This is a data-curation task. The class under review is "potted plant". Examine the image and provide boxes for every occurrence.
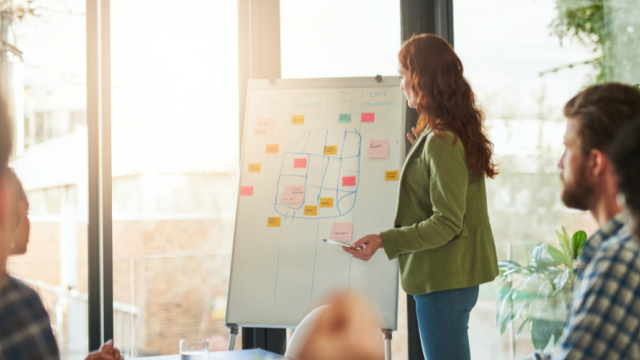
[496,228,588,354]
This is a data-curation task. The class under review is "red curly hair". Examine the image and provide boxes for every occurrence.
[399,34,498,179]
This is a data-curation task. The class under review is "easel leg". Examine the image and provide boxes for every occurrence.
[383,329,392,360]
[228,325,239,351]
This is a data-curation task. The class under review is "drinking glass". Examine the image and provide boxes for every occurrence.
[180,339,209,360]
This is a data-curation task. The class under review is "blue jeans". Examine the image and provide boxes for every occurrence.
[414,286,479,360]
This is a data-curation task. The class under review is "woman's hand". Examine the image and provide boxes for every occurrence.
[407,127,418,144]
[343,234,383,261]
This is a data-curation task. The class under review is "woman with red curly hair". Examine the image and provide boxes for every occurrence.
[344,34,499,359]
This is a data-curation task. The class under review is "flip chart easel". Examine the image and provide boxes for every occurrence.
[226,76,405,360]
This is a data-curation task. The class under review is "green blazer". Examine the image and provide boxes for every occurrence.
[380,130,499,295]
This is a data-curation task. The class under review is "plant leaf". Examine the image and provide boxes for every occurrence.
[571,230,588,260]
[548,245,571,268]
[557,227,572,259]
[552,270,571,294]
[531,319,565,351]
[530,244,546,265]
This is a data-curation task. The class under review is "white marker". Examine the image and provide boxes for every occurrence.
[323,238,363,250]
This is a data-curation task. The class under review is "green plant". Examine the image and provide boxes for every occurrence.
[496,228,588,354]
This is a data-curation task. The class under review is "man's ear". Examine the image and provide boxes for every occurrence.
[588,148,612,179]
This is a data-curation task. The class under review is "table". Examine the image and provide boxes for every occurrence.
[129,349,285,360]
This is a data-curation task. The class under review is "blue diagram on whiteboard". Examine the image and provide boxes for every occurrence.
[274,129,362,220]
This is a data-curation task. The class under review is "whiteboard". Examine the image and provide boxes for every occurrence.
[226,77,404,330]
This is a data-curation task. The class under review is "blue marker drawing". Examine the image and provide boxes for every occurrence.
[273,129,362,220]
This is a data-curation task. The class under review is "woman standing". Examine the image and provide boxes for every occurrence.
[343,34,499,360]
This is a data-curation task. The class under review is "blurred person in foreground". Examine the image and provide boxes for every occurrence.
[528,83,640,360]
[294,294,380,360]
[609,115,640,241]
[0,99,121,359]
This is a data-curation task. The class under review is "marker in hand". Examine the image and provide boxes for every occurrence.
[323,238,363,251]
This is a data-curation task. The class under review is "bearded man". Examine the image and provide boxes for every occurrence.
[530,83,640,359]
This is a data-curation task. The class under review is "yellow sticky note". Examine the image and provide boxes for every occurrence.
[266,144,279,154]
[324,145,338,155]
[248,163,261,173]
[304,206,318,216]
[291,115,305,124]
[385,171,399,181]
[267,217,281,227]
[320,198,334,208]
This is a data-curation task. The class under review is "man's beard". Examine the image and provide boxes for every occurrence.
[561,162,594,211]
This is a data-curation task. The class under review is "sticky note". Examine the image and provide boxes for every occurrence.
[331,222,353,241]
[304,206,318,216]
[282,185,304,204]
[292,115,305,124]
[385,171,399,180]
[361,113,374,123]
[267,217,281,227]
[240,186,253,196]
[294,158,307,168]
[320,198,334,208]
[324,146,338,156]
[369,139,389,159]
[266,144,279,154]
[254,118,275,136]
[338,113,352,123]
[248,163,261,172]
[342,176,356,186]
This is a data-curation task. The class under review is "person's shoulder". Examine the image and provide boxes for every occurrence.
[593,226,640,274]
[424,130,464,157]
[0,276,47,315]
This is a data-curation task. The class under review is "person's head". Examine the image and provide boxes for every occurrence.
[397,33,498,180]
[608,115,640,239]
[296,293,380,360]
[0,95,13,271]
[558,83,640,213]
[5,169,29,255]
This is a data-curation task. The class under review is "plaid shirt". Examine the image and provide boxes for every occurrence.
[531,213,640,360]
[0,275,59,360]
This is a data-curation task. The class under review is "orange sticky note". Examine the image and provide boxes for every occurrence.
[240,186,253,196]
[385,171,399,180]
[248,163,261,173]
[267,217,281,227]
[304,206,318,216]
[292,115,305,124]
[320,198,333,208]
[324,146,338,155]
[266,144,279,154]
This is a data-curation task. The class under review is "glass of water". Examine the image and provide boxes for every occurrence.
[180,338,209,360]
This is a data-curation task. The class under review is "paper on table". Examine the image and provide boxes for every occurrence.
[331,222,353,241]
[342,176,356,187]
[282,186,304,204]
[293,158,307,168]
[368,140,389,159]
[254,118,274,136]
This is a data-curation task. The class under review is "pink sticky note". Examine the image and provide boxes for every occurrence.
[342,176,356,187]
[240,186,253,196]
[294,158,307,168]
[254,118,275,136]
[361,113,374,123]
[282,185,304,204]
[331,222,353,241]
[368,139,389,159]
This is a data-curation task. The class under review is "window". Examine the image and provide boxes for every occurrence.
[110,0,239,356]
[280,0,401,79]
[454,0,636,358]
[6,0,89,358]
